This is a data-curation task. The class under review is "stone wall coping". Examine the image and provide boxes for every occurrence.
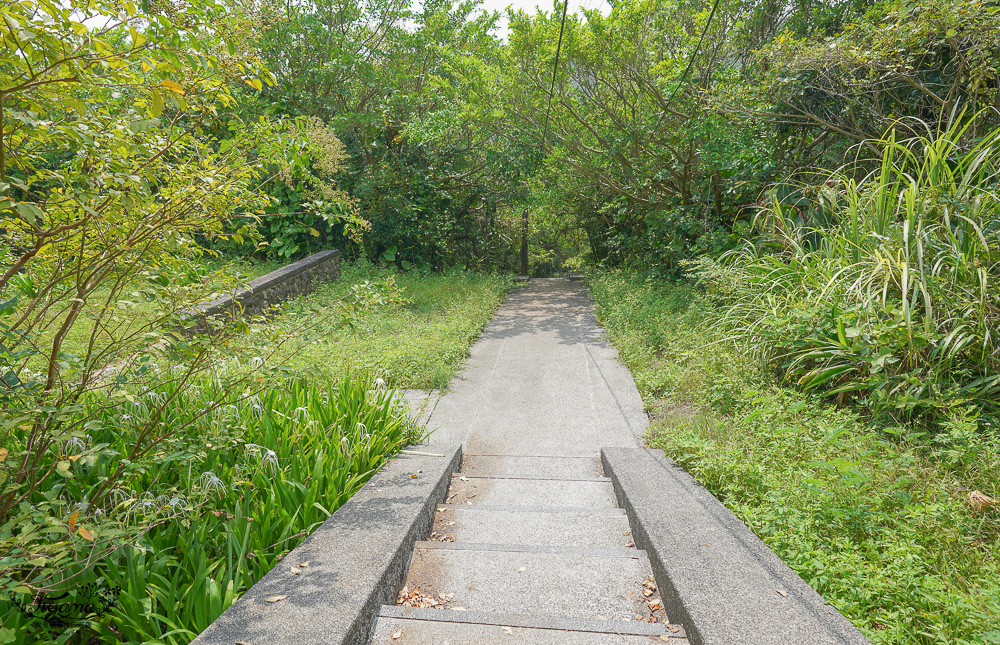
[601,447,873,645]
[178,250,341,332]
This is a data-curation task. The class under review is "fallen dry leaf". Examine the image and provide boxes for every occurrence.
[668,625,680,633]
[265,595,288,603]
[300,561,309,567]
[451,606,467,611]
[235,641,252,645]
[290,567,301,575]
[410,474,417,479]
[775,590,788,598]
[969,490,999,513]
[660,636,671,642]
[459,476,469,481]
[517,567,525,573]
[391,629,402,640]
[501,627,512,634]
[398,586,447,608]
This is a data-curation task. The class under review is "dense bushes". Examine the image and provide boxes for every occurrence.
[694,123,1000,429]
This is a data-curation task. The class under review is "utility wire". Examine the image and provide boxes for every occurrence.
[541,0,571,145]
[662,0,721,112]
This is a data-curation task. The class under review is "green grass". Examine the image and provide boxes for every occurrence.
[1,259,509,644]
[233,261,513,389]
[17,257,280,370]
[588,270,1000,645]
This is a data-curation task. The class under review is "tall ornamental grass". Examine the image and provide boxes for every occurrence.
[1,374,418,644]
[696,120,1000,428]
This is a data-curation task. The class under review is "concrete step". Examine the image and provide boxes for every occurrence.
[445,476,618,508]
[400,542,668,622]
[372,606,687,644]
[460,454,604,478]
[430,506,633,547]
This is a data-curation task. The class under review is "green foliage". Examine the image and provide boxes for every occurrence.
[0,375,417,643]
[257,0,511,267]
[589,269,1000,644]
[695,120,1000,427]
[233,262,514,389]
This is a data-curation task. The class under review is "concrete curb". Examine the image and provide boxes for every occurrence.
[601,447,873,645]
[192,442,462,645]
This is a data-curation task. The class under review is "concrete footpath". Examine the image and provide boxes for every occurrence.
[195,277,872,645]
[371,279,683,643]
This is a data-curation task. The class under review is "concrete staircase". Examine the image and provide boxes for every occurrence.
[370,453,687,644]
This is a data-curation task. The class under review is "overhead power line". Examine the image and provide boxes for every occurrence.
[663,0,722,111]
[541,0,571,145]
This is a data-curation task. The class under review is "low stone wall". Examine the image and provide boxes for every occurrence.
[184,249,341,332]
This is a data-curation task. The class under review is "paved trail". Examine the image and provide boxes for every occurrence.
[371,279,688,644]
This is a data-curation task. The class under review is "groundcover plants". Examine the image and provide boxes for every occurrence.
[589,270,1000,644]
[233,262,513,390]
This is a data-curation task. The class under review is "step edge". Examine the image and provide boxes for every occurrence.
[436,504,627,515]
[377,605,686,638]
[413,540,647,558]
[453,473,612,482]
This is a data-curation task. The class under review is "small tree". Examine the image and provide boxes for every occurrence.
[0,0,363,606]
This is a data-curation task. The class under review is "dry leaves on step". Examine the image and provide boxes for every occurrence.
[265,595,288,603]
[392,629,402,640]
[398,586,451,609]
[501,627,512,635]
[775,590,789,598]
[660,636,671,642]
[969,490,999,513]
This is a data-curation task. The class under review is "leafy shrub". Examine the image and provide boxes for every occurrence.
[694,120,1000,428]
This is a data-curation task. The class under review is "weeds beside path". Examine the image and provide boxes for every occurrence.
[589,271,1000,645]
[233,262,513,389]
